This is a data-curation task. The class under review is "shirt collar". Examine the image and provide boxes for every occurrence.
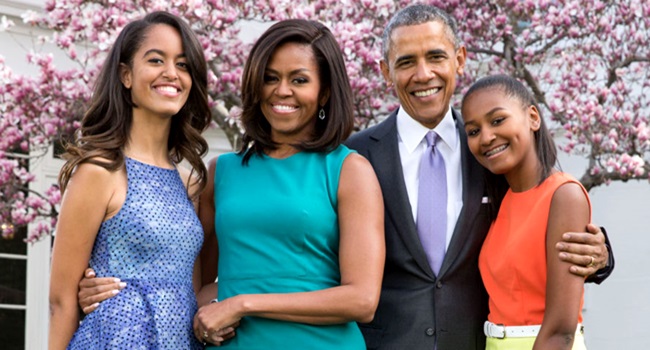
[396,106,457,154]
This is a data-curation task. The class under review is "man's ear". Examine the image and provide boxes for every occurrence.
[119,63,132,89]
[380,60,393,88]
[529,105,541,131]
[455,45,467,76]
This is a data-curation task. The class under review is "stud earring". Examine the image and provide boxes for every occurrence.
[318,108,326,120]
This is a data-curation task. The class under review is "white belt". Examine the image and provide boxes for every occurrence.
[484,321,540,338]
[484,321,584,339]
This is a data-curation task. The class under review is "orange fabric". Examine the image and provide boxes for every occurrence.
[479,172,590,326]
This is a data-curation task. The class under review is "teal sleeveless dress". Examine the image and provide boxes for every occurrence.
[210,145,365,349]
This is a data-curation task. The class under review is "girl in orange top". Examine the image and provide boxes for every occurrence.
[461,75,590,350]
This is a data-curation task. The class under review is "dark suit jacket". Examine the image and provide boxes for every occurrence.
[346,109,495,350]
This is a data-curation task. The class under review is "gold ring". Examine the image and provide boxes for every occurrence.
[588,256,595,268]
[203,330,209,339]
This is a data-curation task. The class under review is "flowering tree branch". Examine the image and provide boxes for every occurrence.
[1,0,647,241]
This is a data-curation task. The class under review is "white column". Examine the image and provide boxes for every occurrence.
[26,146,62,349]
[25,234,51,350]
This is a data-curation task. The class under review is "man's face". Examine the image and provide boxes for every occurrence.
[381,21,466,129]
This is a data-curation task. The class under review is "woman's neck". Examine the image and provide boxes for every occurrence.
[265,143,301,159]
[125,113,173,168]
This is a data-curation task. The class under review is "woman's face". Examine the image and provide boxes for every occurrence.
[120,24,192,120]
[260,42,327,144]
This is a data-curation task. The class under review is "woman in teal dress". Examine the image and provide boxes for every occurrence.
[193,19,385,348]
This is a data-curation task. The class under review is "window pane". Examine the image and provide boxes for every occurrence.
[0,258,26,305]
[0,226,27,255]
[0,309,25,350]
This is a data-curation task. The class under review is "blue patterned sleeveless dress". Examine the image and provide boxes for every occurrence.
[68,157,204,349]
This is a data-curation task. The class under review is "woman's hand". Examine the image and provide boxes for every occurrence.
[77,268,126,314]
[193,298,241,345]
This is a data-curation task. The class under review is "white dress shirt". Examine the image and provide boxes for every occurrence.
[396,107,464,250]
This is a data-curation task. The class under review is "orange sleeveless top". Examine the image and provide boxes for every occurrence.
[478,172,590,325]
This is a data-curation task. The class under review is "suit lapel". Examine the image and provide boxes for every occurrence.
[438,109,485,277]
[367,112,436,280]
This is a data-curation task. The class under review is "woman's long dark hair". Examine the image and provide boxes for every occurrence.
[59,11,211,197]
[239,19,354,164]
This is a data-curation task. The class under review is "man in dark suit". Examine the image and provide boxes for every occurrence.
[345,4,612,349]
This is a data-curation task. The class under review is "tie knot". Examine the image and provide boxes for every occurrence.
[425,131,438,147]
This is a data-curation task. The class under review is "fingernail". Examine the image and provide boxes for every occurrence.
[559,252,567,259]
[88,271,95,277]
[111,289,120,295]
[119,282,127,289]
[113,278,121,283]
[91,303,99,309]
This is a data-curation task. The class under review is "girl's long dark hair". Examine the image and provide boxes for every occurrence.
[59,11,211,197]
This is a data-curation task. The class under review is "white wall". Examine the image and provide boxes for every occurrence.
[0,0,58,73]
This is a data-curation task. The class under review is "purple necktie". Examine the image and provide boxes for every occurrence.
[416,131,447,276]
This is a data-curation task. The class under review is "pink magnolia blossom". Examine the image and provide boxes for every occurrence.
[1,0,648,242]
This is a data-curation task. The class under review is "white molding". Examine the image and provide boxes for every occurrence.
[0,303,27,310]
[0,0,42,19]
[0,253,27,260]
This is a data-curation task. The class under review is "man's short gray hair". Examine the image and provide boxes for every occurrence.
[382,4,461,62]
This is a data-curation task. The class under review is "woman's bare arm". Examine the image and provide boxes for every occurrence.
[49,163,117,349]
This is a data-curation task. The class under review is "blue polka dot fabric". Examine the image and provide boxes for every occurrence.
[67,157,204,349]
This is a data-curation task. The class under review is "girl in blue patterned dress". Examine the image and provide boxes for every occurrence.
[49,12,211,349]
[192,20,386,349]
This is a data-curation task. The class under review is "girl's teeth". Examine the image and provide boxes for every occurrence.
[157,86,177,93]
[486,145,507,156]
